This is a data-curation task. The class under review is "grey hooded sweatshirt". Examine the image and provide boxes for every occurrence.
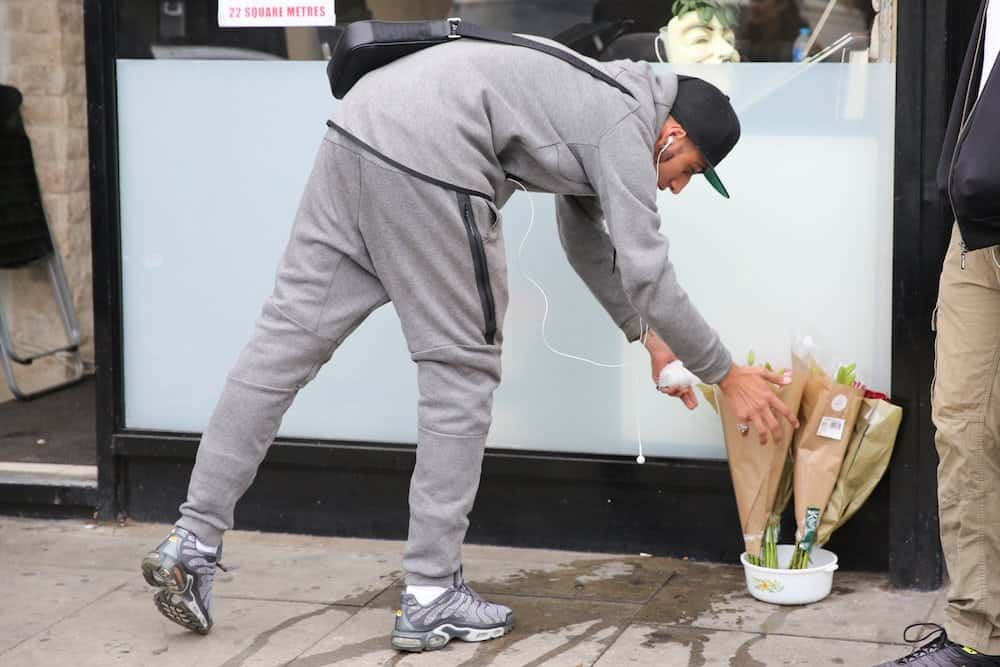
[331,37,733,384]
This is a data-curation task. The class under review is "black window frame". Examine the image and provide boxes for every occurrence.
[86,0,960,588]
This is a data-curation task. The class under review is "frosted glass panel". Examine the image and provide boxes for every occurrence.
[118,60,894,459]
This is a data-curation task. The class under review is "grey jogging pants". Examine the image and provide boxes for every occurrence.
[176,133,509,586]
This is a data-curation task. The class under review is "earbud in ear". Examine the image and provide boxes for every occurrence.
[657,135,675,165]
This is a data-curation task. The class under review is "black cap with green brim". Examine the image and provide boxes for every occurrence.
[669,76,741,199]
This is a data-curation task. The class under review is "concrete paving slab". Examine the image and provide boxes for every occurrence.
[464,555,679,604]
[634,558,747,625]
[357,556,675,609]
[365,580,410,610]
[480,616,622,667]
[1,518,166,571]
[0,517,170,543]
[637,561,938,645]
[460,543,630,565]
[1,589,355,667]
[594,623,905,666]
[1,518,635,580]
[0,518,948,667]
[0,520,70,565]
[289,607,480,665]
[0,565,128,654]
[3,519,399,605]
[0,517,377,567]
[205,543,400,607]
[115,551,400,608]
[214,531,622,568]
[295,594,637,666]
[127,521,618,566]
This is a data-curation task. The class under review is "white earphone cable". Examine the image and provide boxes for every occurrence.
[513,179,629,369]
[656,135,674,171]
[508,177,649,463]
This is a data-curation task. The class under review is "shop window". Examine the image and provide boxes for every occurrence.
[114,1,896,459]
[118,1,893,65]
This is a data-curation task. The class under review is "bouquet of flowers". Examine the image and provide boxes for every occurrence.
[788,361,865,568]
[699,339,902,572]
[816,395,901,546]
[699,347,807,567]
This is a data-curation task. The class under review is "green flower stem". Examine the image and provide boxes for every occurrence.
[789,547,812,569]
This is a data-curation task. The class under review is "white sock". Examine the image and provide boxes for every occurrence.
[194,537,219,554]
[406,585,448,606]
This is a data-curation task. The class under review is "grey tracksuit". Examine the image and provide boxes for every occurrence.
[177,38,732,586]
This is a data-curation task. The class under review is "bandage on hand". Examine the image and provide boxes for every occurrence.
[658,360,697,390]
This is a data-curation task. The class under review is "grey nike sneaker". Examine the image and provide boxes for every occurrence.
[875,624,1000,666]
[141,526,223,635]
[391,572,514,652]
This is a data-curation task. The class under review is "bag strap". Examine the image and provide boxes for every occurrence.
[326,119,495,201]
[447,18,636,100]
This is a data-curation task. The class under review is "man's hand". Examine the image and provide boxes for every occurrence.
[718,363,799,445]
[644,329,698,410]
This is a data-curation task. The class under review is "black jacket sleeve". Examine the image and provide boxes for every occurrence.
[936,0,1000,251]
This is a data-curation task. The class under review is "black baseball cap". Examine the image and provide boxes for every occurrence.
[668,76,741,199]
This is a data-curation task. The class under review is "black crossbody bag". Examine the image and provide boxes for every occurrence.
[326,17,635,100]
[324,18,636,348]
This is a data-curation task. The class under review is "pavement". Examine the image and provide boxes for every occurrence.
[0,516,944,666]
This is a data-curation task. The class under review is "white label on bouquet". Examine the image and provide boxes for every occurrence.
[831,394,848,412]
[817,416,846,440]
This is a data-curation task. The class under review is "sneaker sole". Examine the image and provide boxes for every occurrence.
[142,552,211,634]
[153,590,211,635]
[391,614,514,652]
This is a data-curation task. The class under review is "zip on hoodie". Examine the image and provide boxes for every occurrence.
[948,7,987,270]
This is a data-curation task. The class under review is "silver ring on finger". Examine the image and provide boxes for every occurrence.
[737,423,750,435]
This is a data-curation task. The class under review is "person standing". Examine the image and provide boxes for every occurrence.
[878,1,1000,664]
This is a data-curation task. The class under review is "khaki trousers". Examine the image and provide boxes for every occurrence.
[933,224,1000,653]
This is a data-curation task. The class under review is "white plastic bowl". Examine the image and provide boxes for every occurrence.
[740,545,839,605]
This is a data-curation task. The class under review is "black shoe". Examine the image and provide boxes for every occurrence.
[141,526,223,634]
[875,624,1000,666]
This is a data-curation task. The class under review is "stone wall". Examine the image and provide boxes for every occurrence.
[0,0,92,399]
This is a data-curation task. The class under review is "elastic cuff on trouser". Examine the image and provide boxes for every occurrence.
[402,427,488,588]
[176,515,225,546]
[947,613,1000,655]
[404,572,459,587]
